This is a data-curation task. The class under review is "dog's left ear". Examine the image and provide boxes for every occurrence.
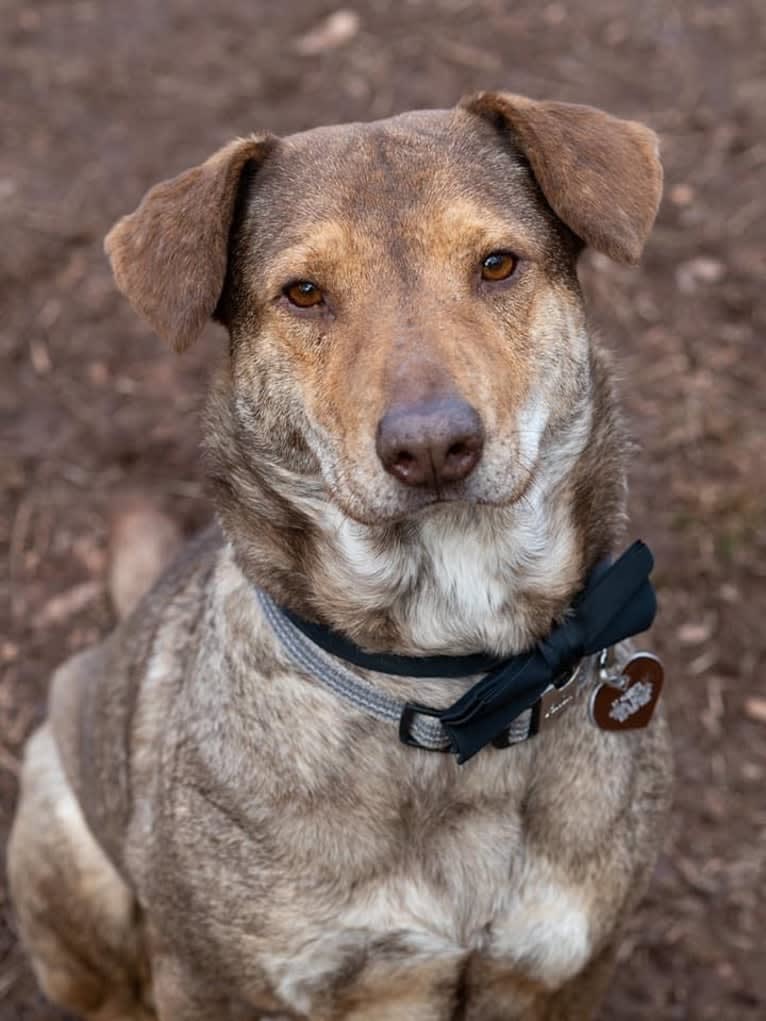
[461,92,662,264]
[105,134,277,351]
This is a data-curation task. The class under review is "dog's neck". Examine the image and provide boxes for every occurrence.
[206,348,626,658]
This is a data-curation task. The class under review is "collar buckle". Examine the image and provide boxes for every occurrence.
[398,702,452,752]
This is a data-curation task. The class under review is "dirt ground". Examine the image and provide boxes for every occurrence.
[1,1,764,1018]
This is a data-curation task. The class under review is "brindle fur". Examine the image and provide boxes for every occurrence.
[8,93,671,1020]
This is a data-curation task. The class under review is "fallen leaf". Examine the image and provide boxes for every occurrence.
[109,499,183,619]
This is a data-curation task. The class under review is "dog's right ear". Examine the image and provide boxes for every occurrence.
[461,93,662,265]
[105,135,277,352]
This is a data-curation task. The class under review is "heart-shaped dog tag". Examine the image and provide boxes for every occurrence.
[589,653,664,731]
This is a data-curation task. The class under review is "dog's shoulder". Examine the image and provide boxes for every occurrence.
[48,522,225,871]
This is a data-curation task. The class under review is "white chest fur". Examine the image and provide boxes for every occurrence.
[311,483,581,657]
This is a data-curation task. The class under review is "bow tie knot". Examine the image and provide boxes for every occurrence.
[538,615,587,678]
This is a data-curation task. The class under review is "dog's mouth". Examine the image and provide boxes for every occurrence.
[325,466,539,527]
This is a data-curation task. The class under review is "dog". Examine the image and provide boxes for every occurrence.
[8,91,672,1020]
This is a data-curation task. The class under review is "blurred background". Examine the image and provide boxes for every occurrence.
[1,1,764,1018]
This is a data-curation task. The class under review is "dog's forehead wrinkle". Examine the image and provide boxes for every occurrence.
[246,114,548,260]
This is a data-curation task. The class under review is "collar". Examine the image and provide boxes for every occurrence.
[257,540,658,764]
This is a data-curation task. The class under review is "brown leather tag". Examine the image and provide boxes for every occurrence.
[590,653,664,731]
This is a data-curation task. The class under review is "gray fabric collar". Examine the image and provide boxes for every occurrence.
[257,588,596,754]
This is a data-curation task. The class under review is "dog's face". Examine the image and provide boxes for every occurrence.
[106,94,662,526]
[221,109,588,525]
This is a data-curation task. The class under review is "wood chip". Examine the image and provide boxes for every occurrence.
[678,616,715,645]
[676,257,727,293]
[294,9,360,56]
[28,337,52,374]
[0,641,19,662]
[743,697,766,725]
[670,183,695,206]
[38,580,103,626]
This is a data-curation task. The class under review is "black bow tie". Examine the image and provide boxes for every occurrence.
[282,541,657,762]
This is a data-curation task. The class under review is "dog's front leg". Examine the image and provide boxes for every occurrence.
[8,724,153,1021]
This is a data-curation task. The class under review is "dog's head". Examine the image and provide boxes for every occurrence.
[106,93,661,526]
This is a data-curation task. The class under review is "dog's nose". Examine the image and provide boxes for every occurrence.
[376,397,484,488]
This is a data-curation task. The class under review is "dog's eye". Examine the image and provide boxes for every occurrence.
[284,280,324,308]
[480,252,518,282]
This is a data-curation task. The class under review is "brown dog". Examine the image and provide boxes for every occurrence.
[8,92,671,1020]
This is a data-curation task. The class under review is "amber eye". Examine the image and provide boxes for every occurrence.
[480,252,518,282]
[284,280,324,309]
